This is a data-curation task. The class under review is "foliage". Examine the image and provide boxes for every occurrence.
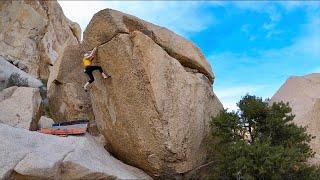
[208,94,320,179]
[6,73,28,88]
[44,103,52,118]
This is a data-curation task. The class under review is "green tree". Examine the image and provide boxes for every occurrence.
[208,94,320,179]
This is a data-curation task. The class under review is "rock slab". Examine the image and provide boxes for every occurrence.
[0,123,151,180]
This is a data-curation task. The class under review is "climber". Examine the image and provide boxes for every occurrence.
[83,46,111,91]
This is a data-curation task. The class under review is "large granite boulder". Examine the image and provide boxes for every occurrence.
[0,0,80,79]
[82,9,223,176]
[0,86,42,130]
[270,73,320,164]
[0,123,151,180]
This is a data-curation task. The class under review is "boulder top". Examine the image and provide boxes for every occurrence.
[83,8,215,83]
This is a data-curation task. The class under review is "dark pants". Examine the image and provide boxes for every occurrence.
[84,66,104,83]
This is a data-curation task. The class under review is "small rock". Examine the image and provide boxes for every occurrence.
[18,62,27,70]
[93,134,106,146]
[38,116,54,129]
[13,60,19,66]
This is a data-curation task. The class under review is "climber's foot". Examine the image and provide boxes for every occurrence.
[102,73,108,79]
[102,73,111,79]
[83,82,90,92]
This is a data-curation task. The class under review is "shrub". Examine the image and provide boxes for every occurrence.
[6,73,28,88]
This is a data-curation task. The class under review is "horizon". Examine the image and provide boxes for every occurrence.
[59,1,320,110]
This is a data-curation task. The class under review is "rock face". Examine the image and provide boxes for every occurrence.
[0,0,80,79]
[271,73,320,163]
[47,44,95,127]
[0,86,42,130]
[0,123,151,180]
[0,57,43,90]
[82,9,223,176]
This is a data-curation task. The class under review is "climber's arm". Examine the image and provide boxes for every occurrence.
[88,47,98,60]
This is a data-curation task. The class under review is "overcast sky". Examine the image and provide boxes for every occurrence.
[59,1,320,110]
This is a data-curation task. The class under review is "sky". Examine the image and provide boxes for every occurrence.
[59,1,320,110]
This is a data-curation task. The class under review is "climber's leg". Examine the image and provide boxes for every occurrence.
[91,66,111,79]
[83,67,95,91]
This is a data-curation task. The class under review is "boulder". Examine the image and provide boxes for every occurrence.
[0,123,152,180]
[0,0,80,79]
[82,10,223,176]
[38,116,54,129]
[270,73,320,163]
[47,44,95,130]
[0,56,43,90]
[67,18,82,42]
[83,9,214,83]
[0,86,42,130]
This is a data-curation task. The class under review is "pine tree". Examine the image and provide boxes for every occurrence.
[208,94,320,179]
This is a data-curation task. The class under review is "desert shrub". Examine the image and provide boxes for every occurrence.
[6,73,28,88]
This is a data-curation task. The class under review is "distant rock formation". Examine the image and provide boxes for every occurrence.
[0,0,80,79]
[82,9,223,176]
[271,73,320,164]
[0,123,151,179]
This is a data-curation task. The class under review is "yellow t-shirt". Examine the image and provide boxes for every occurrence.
[82,57,92,67]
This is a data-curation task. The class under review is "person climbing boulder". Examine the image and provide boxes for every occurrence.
[82,47,111,91]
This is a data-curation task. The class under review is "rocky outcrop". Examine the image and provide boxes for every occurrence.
[0,86,42,130]
[0,123,151,180]
[83,9,214,84]
[82,9,223,176]
[67,18,82,42]
[270,73,320,163]
[47,44,95,130]
[0,57,43,90]
[0,0,80,79]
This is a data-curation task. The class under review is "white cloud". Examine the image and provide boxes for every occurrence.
[58,1,216,36]
[278,1,320,11]
[214,85,266,111]
[214,85,267,111]
[215,85,266,99]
